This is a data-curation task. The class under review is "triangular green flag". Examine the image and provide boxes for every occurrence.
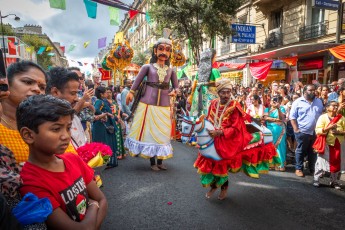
[49,0,66,10]
[108,7,119,26]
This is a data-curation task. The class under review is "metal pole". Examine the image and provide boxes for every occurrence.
[0,11,7,67]
[336,0,343,43]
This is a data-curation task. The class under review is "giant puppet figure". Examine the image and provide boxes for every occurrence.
[188,48,221,116]
[125,33,179,171]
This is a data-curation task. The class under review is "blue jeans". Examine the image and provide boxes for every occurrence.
[294,132,316,172]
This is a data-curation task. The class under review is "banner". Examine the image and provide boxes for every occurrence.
[249,61,273,80]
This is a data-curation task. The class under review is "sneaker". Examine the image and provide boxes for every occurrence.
[295,170,304,177]
[330,182,341,190]
[313,181,320,187]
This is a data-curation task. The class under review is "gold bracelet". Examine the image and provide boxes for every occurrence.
[129,90,135,94]
[89,202,99,209]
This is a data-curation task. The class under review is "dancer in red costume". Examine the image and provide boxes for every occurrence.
[193,79,279,200]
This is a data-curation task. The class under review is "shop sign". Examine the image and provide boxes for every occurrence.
[221,71,243,79]
[297,58,324,71]
[312,0,340,11]
[231,24,256,44]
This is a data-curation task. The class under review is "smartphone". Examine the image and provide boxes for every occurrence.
[272,97,279,103]
[0,49,9,91]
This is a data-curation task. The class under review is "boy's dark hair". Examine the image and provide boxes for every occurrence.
[16,95,75,133]
[95,86,106,99]
[6,61,47,86]
[67,67,81,72]
[46,67,79,94]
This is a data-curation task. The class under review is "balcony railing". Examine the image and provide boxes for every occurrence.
[264,30,283,49]
[220,44,230,55]
[236,43,247,51]
[299,21,328,42]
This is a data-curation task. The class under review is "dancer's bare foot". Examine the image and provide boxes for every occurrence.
[205,188,217,199]
[218,188,228,200]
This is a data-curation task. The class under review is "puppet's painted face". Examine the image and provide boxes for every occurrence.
[155,44,172,62]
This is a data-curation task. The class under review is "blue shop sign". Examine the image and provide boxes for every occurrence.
[231,24,256,44]
[312,0,339,11]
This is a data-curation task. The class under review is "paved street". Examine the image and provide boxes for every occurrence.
[101,142,345,230]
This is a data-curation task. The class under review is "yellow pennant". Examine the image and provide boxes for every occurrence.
[84,41,90,48]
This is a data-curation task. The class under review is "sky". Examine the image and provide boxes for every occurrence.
[1,0,133,73]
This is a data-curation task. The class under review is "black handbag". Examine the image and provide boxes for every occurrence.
[103,122,115,134]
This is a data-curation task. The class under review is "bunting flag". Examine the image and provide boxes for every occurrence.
[78,61,83,66]
[37,46,46,55]
[83,41,90,48]
[109,7,120,26]
[91,64,95,69]
[128,26,138,33]
[14,42,19,45]
[68,44,76,53]
[129,9,139,20]
[84,63,88,65]
[46,46,54,51]
[47,52,55,56]
[114,32,123,43]
[280,56,297,66]
[60,46,65,52]
[25,47,33,53]
[249,61,273,80]
[97,64,101,68]
[49,0,66,10]
[145,12,151,24]
[84,0,97,19]
[98,37,106,49]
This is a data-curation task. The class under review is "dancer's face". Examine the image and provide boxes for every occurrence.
[218,89,231,105]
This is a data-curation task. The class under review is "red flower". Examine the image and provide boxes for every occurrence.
[76,142,113,163]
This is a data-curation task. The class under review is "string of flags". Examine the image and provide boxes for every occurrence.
[49,0,152,25]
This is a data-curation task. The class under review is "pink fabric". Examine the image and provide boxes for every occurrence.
[249,61,273,80]
[213,62,246,70]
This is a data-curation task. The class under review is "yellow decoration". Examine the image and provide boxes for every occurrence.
[171,40,186,67]
[87,152,104,168]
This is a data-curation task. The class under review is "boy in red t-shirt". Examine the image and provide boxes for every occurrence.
[17,95,107,229]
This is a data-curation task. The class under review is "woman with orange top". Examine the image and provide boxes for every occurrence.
[0,61,76,164]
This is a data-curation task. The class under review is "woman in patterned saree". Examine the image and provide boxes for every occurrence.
[263,96,287,171]
[105,87,126,160]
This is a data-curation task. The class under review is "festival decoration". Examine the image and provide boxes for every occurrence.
[76,142,113,168]
[109,6,120,25]
[171,40,186,67]
[129,9,139,19]
[83,41,90,48]
[49,0,66,10]
[67,44,76,53]
[99,67,112,80]
[98,37,107,49]
[37,46,46,55]
[84,0,98,19]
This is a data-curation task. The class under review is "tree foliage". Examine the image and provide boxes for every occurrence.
[132,49,149,66]
[1,24,15,36]
[21,34,52,70]
[149,0,242,64]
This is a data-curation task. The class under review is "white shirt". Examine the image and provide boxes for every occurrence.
[71,115,87,149]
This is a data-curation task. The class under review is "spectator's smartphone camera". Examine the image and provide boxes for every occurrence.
[0,49,9,92]
[258,83,263,89]
[272,97,279,103]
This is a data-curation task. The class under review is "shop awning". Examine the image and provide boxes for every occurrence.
[240,43,341,60]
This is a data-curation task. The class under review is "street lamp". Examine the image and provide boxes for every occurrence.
[0,11,20,67]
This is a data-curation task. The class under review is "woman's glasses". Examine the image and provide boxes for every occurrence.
[157,45,172,52]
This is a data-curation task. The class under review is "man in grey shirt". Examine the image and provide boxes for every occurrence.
[121,79,133,135]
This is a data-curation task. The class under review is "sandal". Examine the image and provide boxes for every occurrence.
[279,167,286,172]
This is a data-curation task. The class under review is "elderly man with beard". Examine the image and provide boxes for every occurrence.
[290,84,323,177]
